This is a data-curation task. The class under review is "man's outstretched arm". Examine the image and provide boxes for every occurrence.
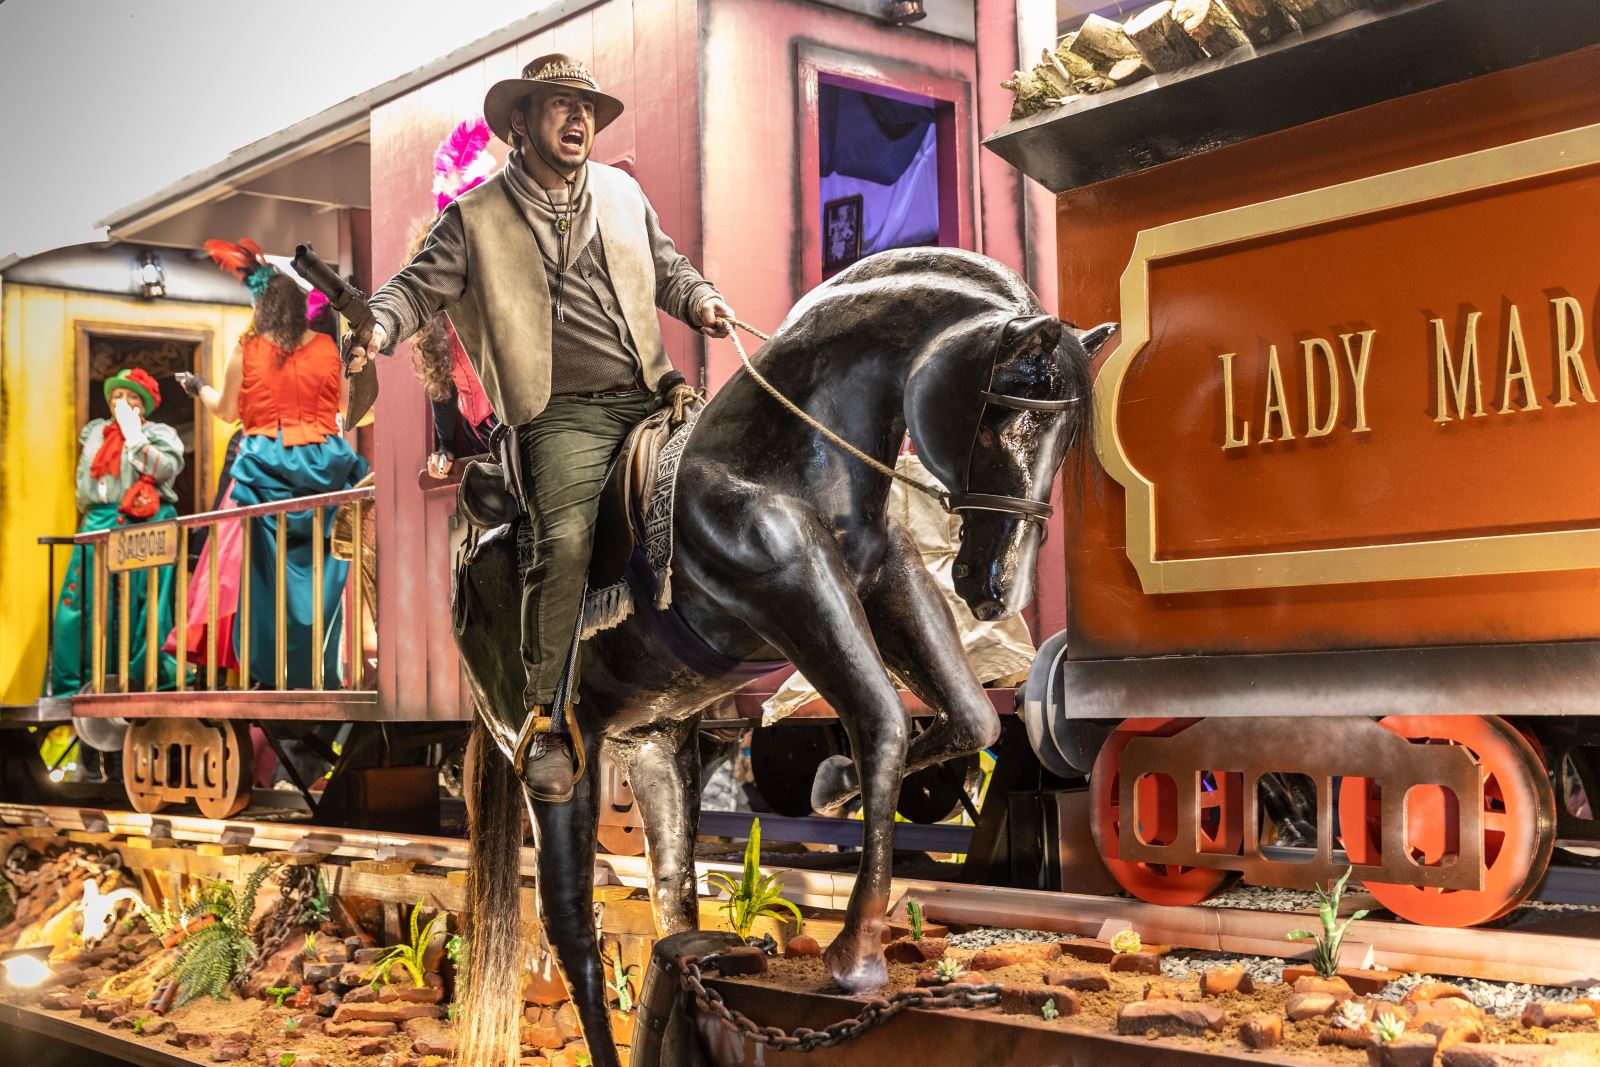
[349,205,470,369]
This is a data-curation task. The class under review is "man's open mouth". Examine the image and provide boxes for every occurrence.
[561,129,585,148]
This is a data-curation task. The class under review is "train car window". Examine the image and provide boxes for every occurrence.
[817,82,946,278]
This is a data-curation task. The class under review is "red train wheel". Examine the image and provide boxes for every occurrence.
[1090,718,1235,906]
[1338,715,1555,927]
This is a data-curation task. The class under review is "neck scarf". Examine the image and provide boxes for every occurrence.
[89,421,129,479]
[501,151,596,262]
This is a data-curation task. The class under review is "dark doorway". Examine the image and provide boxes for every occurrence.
[77,326,208,518]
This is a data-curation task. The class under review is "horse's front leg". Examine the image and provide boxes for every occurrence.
[613,713,703,935]
[730,562,909,992]
[812,518,1001,816]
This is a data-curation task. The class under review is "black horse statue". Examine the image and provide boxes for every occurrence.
[452,247,1108,1067]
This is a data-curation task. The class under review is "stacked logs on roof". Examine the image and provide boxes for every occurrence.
[1003,0,1376,120]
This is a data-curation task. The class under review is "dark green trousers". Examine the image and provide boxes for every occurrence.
[518,389,659,707]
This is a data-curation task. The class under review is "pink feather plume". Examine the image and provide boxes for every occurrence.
[305,289,330,322]
[432,117,496,211]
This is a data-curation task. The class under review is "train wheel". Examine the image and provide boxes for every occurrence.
[1090,718,1235,906]
[122,719,253,820]
[1339,715,1555,927]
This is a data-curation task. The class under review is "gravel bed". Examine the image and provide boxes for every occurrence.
[946,926,1076,950]
[1161,950,1287,985]
[1197,885,1327,913]
[1370,972,1598,1017]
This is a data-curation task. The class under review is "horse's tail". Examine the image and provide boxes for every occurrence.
[456,718,526,1067]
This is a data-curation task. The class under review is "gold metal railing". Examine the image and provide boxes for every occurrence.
[64,486,375,695]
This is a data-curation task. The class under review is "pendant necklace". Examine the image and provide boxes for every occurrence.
[545,177,576,323]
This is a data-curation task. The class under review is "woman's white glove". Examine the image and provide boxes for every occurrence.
[113,397,148,450]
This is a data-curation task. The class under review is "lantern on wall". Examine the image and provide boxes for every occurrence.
[136,250,166,299]
[888,1,927,24]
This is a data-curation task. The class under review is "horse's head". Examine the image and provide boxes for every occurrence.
[906,314,1113,621]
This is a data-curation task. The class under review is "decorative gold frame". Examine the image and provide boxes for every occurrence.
[1095,121,1600,594]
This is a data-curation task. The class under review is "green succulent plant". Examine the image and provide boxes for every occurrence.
[906,899,925,941]
[266,985,297,1009]
[606,953,640,1014]
[1041,998,1060,1021]
[1286,867,1369,979]
[1375,1014,1406,1043]
[933,958,966,984]
[363,899,445,989]
[278,1054,297,1067]
[1110,929,1142,955]
[706,820,803,942]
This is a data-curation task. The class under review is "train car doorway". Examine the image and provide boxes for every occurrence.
[74,323,211,519]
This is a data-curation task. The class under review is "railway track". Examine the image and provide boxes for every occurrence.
[3,803,1595,989]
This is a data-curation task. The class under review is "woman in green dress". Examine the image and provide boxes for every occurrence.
[47,367,184,694]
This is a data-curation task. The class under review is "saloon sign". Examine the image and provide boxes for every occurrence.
[107,520,180,573]
[1095,122,1600,594]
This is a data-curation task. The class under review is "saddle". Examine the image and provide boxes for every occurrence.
[455,407,676,587]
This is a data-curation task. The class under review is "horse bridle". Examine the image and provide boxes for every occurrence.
[944,315,1081,528]
[720,313,1078,526]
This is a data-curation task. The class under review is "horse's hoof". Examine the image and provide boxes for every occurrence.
[824,941,888,994]
[810,754,860,817]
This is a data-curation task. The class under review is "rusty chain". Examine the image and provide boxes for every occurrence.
[679,952,1002,1052]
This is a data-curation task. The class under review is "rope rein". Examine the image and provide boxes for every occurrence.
[719,317,951,508]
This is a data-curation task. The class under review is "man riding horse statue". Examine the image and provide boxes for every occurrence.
[351,55,1110,1067]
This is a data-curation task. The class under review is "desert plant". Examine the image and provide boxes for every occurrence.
[933,958,966,984]
[297,873,330,929]
[283,1016,301,1033]
[266,985,297,1009]
[1330,999,1369,1032]
[1374,1013,1405,1043]
[1286,867,1369,979]
[132,1016,149,1035]
[161,859,282,1005]
[606,954,640,1014]
[1041,998,1060,1021]
[1110,929,1142,955]
[706,819,803,941]
[278,1054,296,1067]
[446,934,464,967]
[364,899,445,989]
[574,1053,592,1067]
[85,988,98,1001]
[906,899,925,941]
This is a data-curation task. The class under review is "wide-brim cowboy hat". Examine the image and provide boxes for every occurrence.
[483,53,624,145]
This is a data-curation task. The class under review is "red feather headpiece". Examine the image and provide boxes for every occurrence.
[203,237,266,280]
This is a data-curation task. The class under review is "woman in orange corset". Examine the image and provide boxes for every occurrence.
[177,240,369,688]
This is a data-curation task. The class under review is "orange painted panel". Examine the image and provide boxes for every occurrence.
[1058,46,1600,659]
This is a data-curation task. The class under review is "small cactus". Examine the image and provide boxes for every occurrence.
[1374,1014,1406,1043]
[934,958,966,984]
[1331,999,1369,1032]
[906,899,925,941]
[1041,998,1060,1021]
[1109,929,1142,955]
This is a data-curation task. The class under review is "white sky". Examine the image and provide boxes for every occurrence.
[0,0,552,263]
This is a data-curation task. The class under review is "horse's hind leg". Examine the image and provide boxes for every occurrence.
[530,722,622,1067]
[614,713,703,935]
[812,519,1001,817]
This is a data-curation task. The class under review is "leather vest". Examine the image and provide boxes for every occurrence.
[448,162,674,426]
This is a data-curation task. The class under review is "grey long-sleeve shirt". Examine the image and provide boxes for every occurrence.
[369,162,717,397]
